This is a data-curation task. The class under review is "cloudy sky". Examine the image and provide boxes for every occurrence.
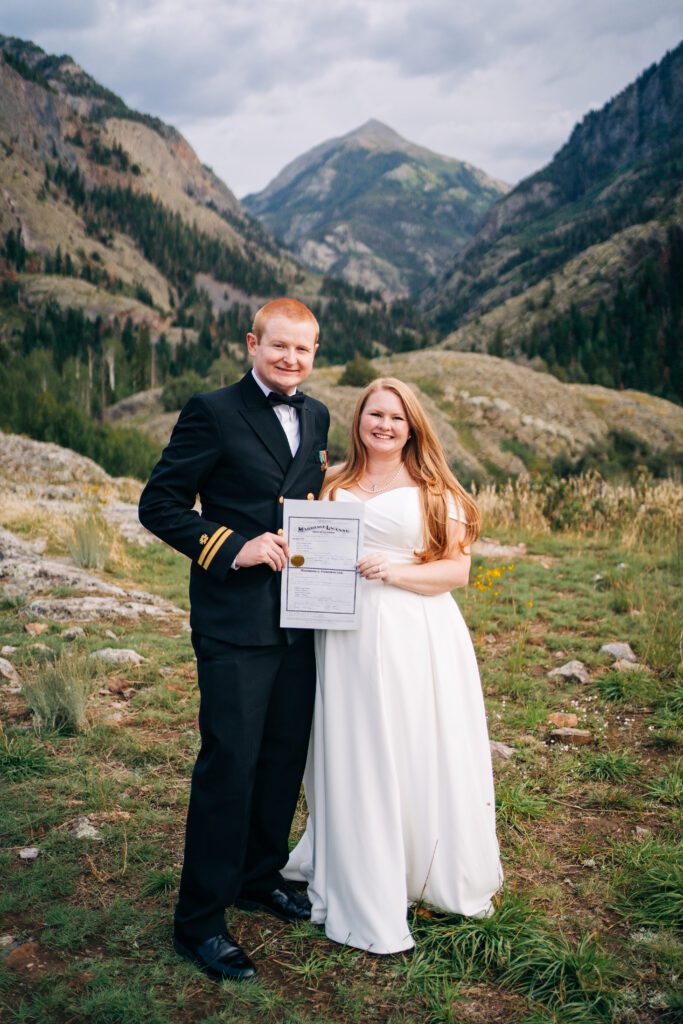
[3,1,682,197]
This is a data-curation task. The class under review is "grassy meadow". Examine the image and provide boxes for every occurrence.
[0,473,681,1024]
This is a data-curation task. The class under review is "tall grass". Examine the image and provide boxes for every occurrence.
[22,653,99,733]
[66,506,113,570]
[474,472,683,548]
[608,835,683,932]
[411,890,618,1021]
[578,752,641,783]
[0,724,49,779]
[646,760,683,806]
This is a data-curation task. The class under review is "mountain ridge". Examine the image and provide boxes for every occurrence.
[243,119,508,298]
[426,42,683,323]
[421,41,683,403]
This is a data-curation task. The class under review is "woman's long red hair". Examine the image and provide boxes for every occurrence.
[323,378,480,559]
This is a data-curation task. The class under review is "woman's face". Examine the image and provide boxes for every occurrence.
[358,389,410,459]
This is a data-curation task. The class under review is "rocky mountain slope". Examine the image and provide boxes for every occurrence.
[428,41,683,326]
[0,36,429,481]
[243,119,508,298]
[106,350,683,483]
[0,36,291,323]
[423,42,683,403]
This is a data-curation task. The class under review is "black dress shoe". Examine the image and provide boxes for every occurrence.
[235,883,312,923]
[173,931,257,982]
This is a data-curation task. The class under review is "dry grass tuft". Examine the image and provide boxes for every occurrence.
[22,652,100,733]
[475,471,683,545]
[66,506,114,570]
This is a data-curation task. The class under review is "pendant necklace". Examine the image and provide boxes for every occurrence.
[357,463,404,494]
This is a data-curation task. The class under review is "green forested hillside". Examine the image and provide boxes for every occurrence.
[518,225,683,401]
[0,39,426,476]
[428,42,683,404]
[1,32,681,483]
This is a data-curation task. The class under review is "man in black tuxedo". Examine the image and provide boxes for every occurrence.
[138,298,329,981]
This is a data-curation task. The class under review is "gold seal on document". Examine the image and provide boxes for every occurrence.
[290,554,305,567]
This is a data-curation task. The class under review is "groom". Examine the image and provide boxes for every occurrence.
[138,298,329,981]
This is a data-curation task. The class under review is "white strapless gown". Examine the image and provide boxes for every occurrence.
[284,487,503,953]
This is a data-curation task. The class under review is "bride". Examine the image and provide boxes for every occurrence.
[285,377,503,954]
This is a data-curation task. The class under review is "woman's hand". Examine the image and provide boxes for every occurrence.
[357,519,471,596]
[357,553,393,583]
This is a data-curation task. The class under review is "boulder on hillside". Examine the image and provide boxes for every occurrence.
[0,657,20,683]
[489,740,515,761]
[548,712,579,728]
[90,648,145,666]
[547,660,590,684]
[548,727,593,745]
[600,642,637,663]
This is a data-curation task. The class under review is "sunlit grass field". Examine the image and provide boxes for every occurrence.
[1,474,681,1024]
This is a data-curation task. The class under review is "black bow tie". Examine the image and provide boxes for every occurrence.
[268,391,305,409]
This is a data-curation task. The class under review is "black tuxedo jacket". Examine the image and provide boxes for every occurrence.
[138,372,330,646]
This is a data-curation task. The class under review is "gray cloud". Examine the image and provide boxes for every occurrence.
[3,0,682,195]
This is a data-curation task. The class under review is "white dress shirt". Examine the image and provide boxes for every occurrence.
[251,368,300,456]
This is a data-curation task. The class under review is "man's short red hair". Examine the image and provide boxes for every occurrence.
[251,298,319,344]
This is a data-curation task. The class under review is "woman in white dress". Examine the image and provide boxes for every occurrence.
[285,378,503,954]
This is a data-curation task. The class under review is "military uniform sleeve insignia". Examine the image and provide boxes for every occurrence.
[199,533,209,546]
[198,526,233,569]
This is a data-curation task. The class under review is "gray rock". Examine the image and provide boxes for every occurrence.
[547,660,590,684]
[71,816,103,841]
[25,596,184,622]
[0,935,16,949]
[548,727,593,745]
[0,432,154,545]
[600,642,637,663]
[90,647,145,666]
[61,626,86,640]
[614,658,650,673]
[1,645,18,655]
[0,526,184,622]
[0,657,19,683]
[489,740,515,761]
[18,847,40,860]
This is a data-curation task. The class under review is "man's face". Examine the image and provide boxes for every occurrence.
[247,315,318,394]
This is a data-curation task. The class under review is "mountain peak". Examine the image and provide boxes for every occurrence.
[343,119,406,146]
[243,121,507,298]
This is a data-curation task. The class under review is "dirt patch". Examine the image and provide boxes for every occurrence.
[5,940,64,978]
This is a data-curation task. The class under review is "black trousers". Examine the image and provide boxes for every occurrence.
[174,631,316,942]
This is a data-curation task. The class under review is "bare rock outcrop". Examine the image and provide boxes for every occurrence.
[0,526,185,623]
[0,432,151,546]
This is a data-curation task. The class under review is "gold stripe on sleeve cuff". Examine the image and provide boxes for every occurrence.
[201,529,233,570]
[198,526,228,567]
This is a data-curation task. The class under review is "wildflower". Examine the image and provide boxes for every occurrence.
[527,600,534,607]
